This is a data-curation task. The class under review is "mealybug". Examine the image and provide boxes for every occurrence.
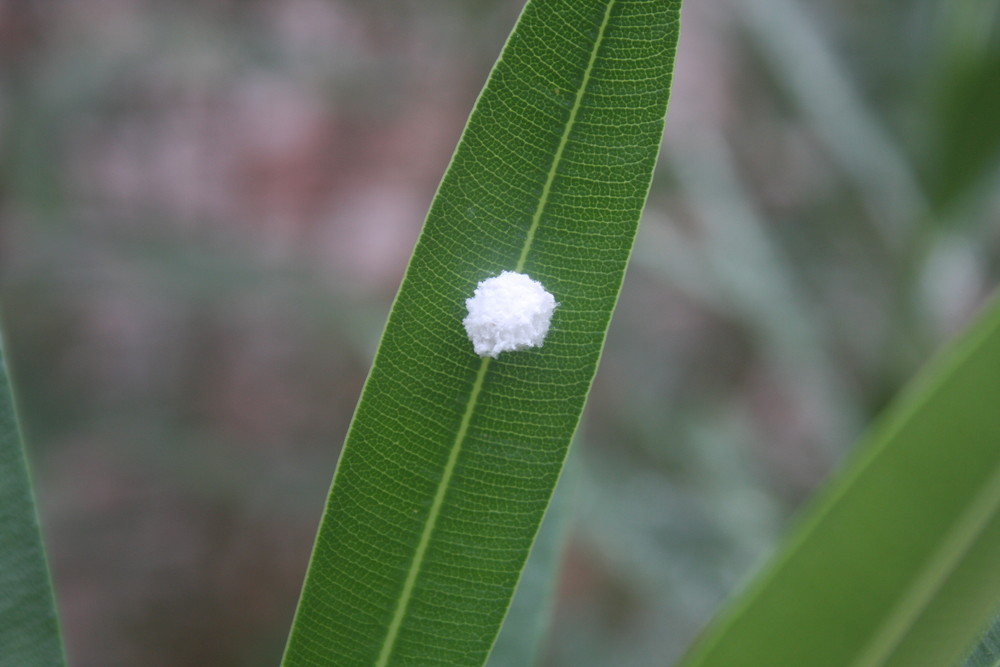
[463,271,557,358]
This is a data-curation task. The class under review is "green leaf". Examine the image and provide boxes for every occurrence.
[281,1,681,665]
[677,293,1000,667]
[0,322,65,666]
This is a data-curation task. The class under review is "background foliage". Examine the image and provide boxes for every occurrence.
[0,0,998,666]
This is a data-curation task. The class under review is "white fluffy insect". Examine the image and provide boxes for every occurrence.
[463,271,557,358]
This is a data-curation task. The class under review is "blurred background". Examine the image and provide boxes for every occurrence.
[1,0,998,665]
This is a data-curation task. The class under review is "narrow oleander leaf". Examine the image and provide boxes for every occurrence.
[0,322,65,666]
[281,1,682,665]
[678,293,1000,667]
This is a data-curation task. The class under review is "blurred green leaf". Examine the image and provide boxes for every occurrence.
[0,323,65,666]
[678,292,1000,667]
[280,1,681,665]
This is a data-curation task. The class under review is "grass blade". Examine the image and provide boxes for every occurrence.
[281,1,682,665]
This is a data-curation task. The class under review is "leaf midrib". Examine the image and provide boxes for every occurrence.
[372,3,618,664]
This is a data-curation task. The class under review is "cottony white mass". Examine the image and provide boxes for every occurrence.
[463,271,557,358]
